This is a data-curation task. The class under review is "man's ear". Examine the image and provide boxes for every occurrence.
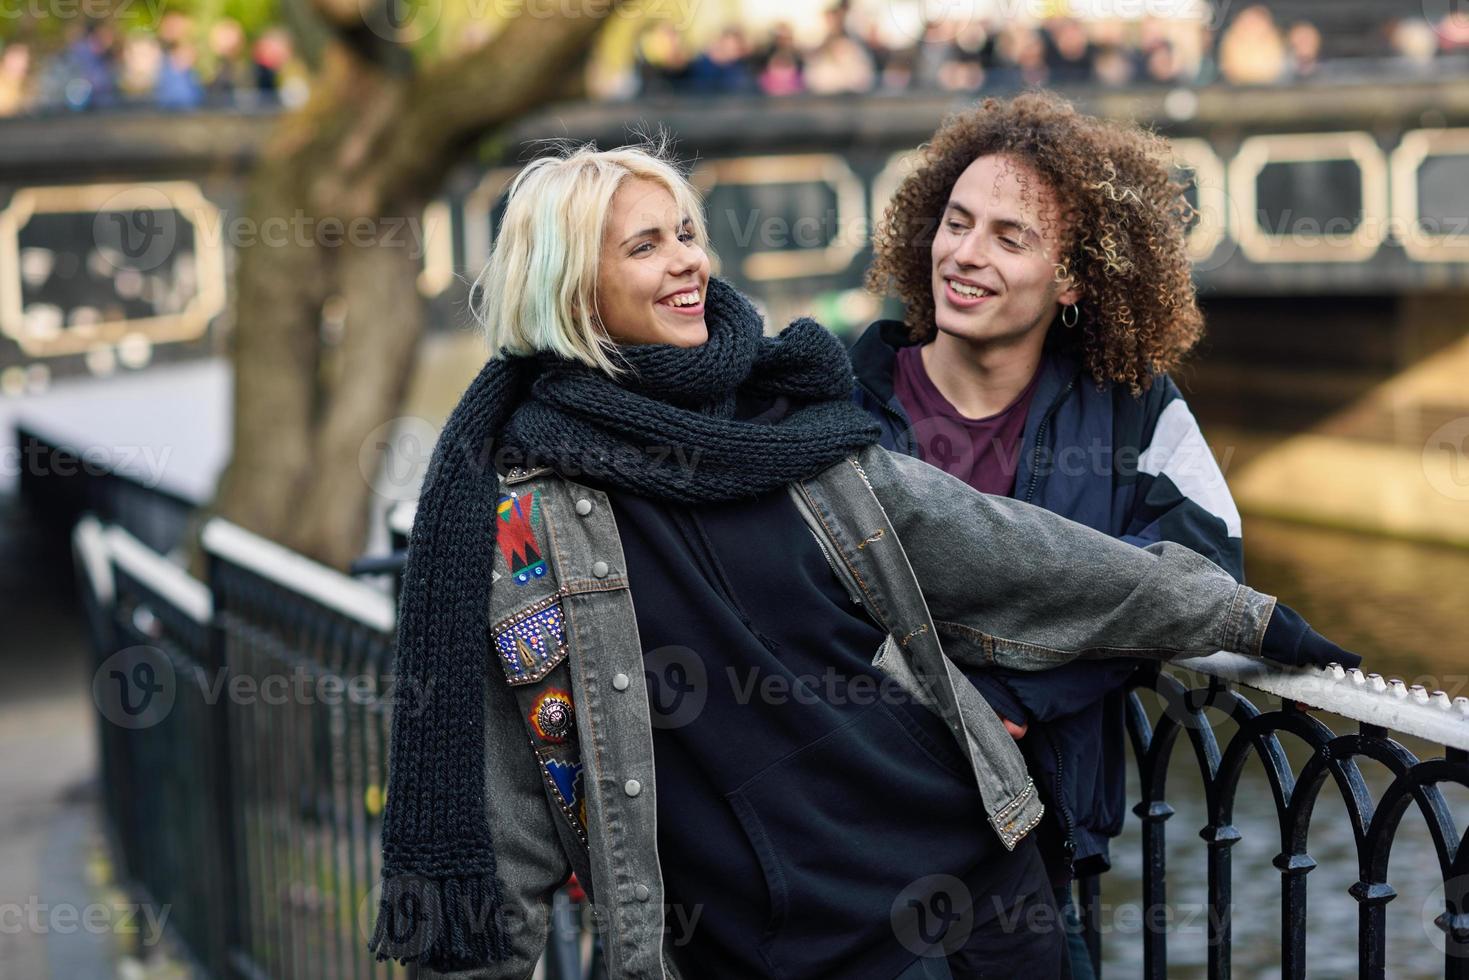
[1052,260,1081,307]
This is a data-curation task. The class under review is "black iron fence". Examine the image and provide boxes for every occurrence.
[1101,656,1469,979]
[74,513,1469,979]
[79,514,407,980]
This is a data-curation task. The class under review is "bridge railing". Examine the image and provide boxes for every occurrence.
[1091,652,1469,980]
[77,514,405,980]
[74,512,1469,979]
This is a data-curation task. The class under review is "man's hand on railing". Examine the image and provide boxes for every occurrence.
[1259,601,1364,670]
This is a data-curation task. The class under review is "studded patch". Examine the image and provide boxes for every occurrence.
[493,595,567,686]
[538,750,589,843]
[529,688,575,743]
[496,490,547,585]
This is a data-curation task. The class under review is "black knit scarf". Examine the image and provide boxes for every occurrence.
[369,277,880,970]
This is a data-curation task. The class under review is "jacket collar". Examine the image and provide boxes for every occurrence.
[850,319,916,408]
[853,319,1085,427]
[852,319,1090,500]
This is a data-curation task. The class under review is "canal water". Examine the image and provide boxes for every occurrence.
[1097,517,1469,978]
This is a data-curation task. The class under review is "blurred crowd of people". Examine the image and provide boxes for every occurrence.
[4,2,1469,117]
[615,3,1469,99]
[0,13,308,117]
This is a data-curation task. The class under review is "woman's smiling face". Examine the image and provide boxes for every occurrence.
[596,177,711,348]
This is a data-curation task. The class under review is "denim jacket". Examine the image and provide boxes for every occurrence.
[418,443,1275,980]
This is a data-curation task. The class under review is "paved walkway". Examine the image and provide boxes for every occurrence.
[0,492,117,980]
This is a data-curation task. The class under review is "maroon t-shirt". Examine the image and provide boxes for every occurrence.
[892,344,1041,496]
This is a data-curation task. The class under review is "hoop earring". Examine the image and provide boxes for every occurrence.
[1061,303,1079,328]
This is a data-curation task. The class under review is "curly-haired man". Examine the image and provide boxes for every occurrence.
[853,91,1243,980]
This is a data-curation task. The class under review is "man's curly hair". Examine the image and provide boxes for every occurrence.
[865,91,1203,393]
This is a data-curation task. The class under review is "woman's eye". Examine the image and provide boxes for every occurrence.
[632,242,654,255]
[678,232,696,244]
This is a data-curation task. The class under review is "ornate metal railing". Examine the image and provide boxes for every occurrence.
[74,513,1469,978]
[1086,653,1469,980]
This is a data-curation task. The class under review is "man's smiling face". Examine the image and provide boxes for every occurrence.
[930,153,1078,346]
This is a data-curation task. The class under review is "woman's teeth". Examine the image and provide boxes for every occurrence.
[665,291,701,307]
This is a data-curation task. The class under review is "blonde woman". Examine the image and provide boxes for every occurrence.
[368,142,1356,980]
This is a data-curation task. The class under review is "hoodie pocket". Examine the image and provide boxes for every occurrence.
[726,700,990,980]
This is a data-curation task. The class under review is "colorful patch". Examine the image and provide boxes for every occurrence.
[529,688,575,743]
[496,491,547,585]
[543,755,588,836]
[493,596,567,685]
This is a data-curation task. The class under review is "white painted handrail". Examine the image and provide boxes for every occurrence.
[388,501,416,539]
[103,524,213,625]
[72,515,115,607]
[200,519,396,633]
[1172,652,1469,751]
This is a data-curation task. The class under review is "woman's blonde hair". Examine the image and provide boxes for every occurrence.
[470,139,713,376]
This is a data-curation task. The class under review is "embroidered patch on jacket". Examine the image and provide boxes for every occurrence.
[496,490,547,585]
[493,596,567,685]
[542,754,589,838]
[529,688,575,743]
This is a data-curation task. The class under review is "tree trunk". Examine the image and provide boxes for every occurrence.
[201,9,616,574]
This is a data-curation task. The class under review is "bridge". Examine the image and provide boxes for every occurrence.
[4,79,1469,547]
